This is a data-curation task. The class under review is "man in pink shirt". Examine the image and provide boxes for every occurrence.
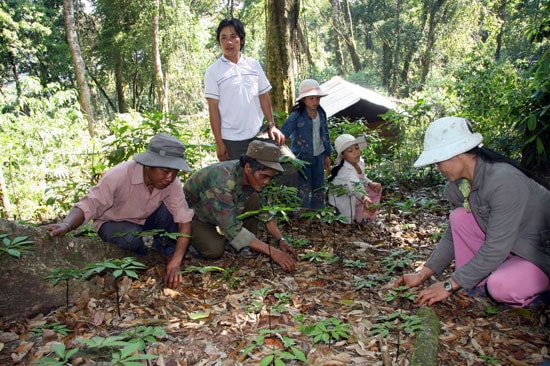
[44,133,194,289]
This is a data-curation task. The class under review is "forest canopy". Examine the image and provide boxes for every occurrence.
[0,0,549,221]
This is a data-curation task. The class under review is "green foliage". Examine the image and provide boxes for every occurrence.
[0,76,93,221]
[380,249,419,276]
[103,111,215,179]
[44,268,83,287]
[44,267,83,309]
[299,317,351,346]
[83,257,146,317]
[384,286,417,302]
[77,328,162,365]
[84,257,146,280]
[32,343,79,366]
[241,329,306,366]
[300,250,339,265]
[31,323,71,337]
[370,312,424,337]
[0,234,33,259]
[452,56,529,159]
[353,273,390,291]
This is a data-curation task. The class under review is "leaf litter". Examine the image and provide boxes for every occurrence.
[0,188,548,365]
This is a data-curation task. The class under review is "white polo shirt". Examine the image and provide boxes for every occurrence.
[204,54,272,141]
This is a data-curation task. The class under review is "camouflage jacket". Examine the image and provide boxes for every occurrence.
[183,160,258,249]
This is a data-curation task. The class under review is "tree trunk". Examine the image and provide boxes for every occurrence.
[115,55,127,113]
[330,0,346,74]
[0,165,10,219]
[63,0,95,137]
[494,0,507,61]
[420,0,446,85]
[152,0,168,114]
[266,0,295,113]
[342,0,362,72]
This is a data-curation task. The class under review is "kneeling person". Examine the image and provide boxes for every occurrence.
[183,140,297,272]
[43,133,194,289]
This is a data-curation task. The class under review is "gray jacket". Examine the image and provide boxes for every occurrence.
[425,158,550,289]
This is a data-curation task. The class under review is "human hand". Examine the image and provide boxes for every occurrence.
[362,195,373,209]
[324,156,331,170]
[216,143,230,161]
[414,281,453,306]
[369,181,382,193]
[164,259,183,289]
[394,272,424,288]
[270,248,297,272]
[280,242,298,261]
[268,127,286,145]
[42,223,70,237]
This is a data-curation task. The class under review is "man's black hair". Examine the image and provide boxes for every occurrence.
[239,155,274,173]
[216,18,246,51]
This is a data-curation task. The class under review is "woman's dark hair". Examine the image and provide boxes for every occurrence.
[463,120,547,187]
[327,158,345,183]
[216,18,246,50]
[467,146,546,186]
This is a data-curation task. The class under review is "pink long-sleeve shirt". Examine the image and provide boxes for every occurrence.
[75,161,193,231]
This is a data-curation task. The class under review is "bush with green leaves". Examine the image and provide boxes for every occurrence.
[0,234,33,259]
[299,317,351,347]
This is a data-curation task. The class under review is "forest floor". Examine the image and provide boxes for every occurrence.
[0,187,549,365]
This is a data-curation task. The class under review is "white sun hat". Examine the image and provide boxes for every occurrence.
[296,79,328,101]
[414,117,483,168]
[334,134,368,164]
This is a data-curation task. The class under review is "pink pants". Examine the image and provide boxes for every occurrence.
[451,207,550,307]
[355,185,382,222]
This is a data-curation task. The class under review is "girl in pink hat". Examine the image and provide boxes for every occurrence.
[327,134,383,224]
[281,79,333,209]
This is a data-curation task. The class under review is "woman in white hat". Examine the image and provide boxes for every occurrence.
[395,117,550,308]
[281,79,333,209]
[327,134,383,224]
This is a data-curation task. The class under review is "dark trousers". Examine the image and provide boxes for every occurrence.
[98,203,178,256]
[190,193,259,258]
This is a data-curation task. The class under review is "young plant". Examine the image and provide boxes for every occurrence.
[78,333,158,364]
[241,328,306,366]
[370,312,424,337]
[83,257,146,317]
[32,343,79,366]
[300,250,339,277]
[384,285,417,302]
[32,323,71,337]
[344,259,368,277]
[44,267,83,310]
[381,249,418,276]
[299,317,351,348]
[299,206,346,246]
[0,234,33,259]
[238,205,295,274]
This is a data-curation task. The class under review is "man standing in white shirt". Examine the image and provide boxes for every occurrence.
[204,18,285,161]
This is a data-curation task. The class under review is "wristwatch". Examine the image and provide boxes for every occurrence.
[443,278,455,292]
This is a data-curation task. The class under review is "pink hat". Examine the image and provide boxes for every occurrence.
[296,79,328,101]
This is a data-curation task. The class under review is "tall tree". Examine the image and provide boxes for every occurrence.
[63,0,95,137]
[341,0,362,72]
[266,0,297,113]
[152,0,168,113]
[329,0,346,74]
[420,0,447,86]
